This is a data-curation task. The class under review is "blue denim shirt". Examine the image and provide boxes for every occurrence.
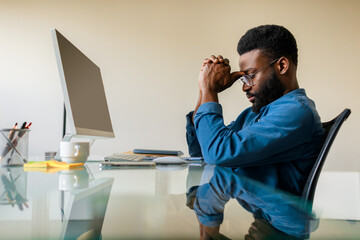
[186,89,324,194]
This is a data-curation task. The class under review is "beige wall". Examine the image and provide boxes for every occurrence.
[0,0,359,170]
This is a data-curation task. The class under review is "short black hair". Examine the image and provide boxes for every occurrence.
[237,25,298,66]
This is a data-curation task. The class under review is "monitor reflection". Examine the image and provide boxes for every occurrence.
[58,168,113,240]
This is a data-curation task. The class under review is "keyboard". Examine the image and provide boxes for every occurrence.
[104,153,146,162]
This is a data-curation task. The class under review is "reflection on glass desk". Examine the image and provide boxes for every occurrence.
[0,162,359,239]
[190,166,318,239]
[0,165,113,240]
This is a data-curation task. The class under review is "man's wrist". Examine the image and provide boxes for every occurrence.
[200,89,219,104]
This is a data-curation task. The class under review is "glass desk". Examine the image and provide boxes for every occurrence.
[0,162,359,239]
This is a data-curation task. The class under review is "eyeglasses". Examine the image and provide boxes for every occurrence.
[238,58,280,87]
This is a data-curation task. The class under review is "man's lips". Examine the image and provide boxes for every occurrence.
[246,93,255,103]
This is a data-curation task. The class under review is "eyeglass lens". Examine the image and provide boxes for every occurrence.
[239,75,252,87]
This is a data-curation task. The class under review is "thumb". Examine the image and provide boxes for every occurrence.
[230,71,242,83]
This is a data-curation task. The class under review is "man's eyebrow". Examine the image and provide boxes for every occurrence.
[240,67,256,74]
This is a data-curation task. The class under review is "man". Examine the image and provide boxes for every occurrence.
[186,25,325,194]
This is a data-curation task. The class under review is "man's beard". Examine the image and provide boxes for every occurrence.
[250,71,286,113]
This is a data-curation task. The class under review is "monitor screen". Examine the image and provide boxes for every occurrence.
[51,29,115,138]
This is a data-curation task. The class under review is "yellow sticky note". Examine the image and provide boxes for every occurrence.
[47,160,84,168]
[23,162,48,168]
[23,160,84,169]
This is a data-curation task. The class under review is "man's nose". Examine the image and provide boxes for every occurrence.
[242,83,252,92]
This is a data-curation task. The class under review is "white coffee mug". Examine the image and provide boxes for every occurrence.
[59,142,90,163]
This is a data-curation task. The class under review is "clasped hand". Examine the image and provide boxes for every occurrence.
[199,55,241,93]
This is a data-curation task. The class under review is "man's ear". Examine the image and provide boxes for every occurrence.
[277,57,290,75]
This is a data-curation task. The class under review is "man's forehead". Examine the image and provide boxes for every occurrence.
[238,49,266,73]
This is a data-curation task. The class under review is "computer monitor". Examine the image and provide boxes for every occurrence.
[51,29,115,141]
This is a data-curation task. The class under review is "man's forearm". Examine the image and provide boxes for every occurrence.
[193,89,202,124]
[200,89,219,105]
[192,89,219,123]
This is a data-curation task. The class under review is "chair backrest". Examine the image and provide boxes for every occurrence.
[301,108,351,202]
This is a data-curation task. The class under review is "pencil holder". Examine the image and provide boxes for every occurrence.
[0,129,30,166]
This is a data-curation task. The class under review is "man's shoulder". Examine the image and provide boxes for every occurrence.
[286,88,314,105]
[271,89,316,113]
[263,89,318,123]
[262,89,323,132]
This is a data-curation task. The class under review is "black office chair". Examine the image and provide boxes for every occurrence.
[301,108,351,203]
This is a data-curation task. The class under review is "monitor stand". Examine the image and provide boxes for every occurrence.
[54,104,104,161]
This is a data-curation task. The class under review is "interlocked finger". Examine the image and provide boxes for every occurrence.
[209,55,218,63]
[217,55,224,62]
